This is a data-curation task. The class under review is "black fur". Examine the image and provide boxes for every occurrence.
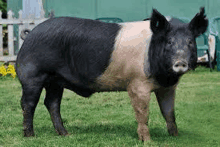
[148,8,208,87]
[17,17,121,95]
[150,9,170,35]
[188,7,208,37]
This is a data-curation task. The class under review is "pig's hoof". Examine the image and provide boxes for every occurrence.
[167,123,178,136]
[56,129,69,136]
[139,135,151,142]
[61,132,70,136]
[138,124,151,141]
[138,130,151,141]
[168,128,178,136]
[24,130,35,137]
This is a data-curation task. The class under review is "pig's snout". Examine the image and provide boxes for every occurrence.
[173,60,188,74]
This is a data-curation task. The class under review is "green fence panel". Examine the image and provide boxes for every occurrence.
[44,0,97,19]
[96,0,147,22]
[145,0,206,18]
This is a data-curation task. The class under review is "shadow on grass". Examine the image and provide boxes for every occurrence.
[150,127,204,146]
[35,123,138,139]
[34,123,201,144]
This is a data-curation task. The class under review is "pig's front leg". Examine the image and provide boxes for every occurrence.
[154,86,178,136]
[127,80,152,141]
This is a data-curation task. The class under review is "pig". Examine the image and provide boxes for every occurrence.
[16,7,208,141]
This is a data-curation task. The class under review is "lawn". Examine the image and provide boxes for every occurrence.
[0,66,220,147]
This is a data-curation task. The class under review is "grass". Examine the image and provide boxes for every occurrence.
[0,66,220,146]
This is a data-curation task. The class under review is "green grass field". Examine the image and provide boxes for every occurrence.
[0,66,220,147]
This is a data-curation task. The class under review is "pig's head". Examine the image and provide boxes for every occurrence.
[148,7,208,87]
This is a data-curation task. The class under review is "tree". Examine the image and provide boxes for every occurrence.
[0,0,7,18]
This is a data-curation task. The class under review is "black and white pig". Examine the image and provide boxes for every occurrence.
[16,7,208,141]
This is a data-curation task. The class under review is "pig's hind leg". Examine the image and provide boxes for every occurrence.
[44,81,69,136]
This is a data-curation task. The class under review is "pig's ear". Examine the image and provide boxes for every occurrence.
[150,9,170,34]
[189,7,208,37]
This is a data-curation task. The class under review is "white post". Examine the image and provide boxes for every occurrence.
[7,10,14,56]
[40,8,45,19]
[18,10,24,49]
[0,10,3,56]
